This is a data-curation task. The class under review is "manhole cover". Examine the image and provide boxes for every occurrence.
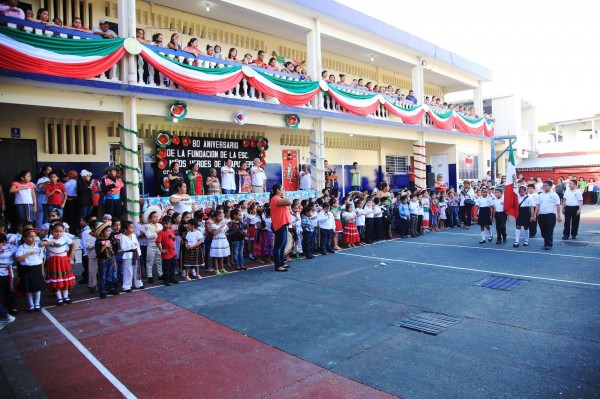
[559,241,590,247]
[476,276,523,291]
[394,312,462,335]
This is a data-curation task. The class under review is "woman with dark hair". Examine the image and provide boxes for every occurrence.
[226,48,238,62]
[167,162,184,195]
[183,38,202,57]
[269,184,292,272]
[35,165,52,229]
[167,33,181,51]
[9,170,36,223]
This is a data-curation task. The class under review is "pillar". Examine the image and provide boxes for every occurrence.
[306,18,322,109]
[309,119,326,192]
[479,139,487,182]
[473,81,483,120]
[413,132,426,189]
[411,59,425,105]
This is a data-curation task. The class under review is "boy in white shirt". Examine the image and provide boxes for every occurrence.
[317,203,335,254]
[536,180,562,250]
[526,184,539,238]
[408,194,420,237]
[491,189,507,244]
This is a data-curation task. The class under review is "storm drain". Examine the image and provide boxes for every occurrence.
[559,241,590,248]
[394,312,462,335]
[476,276,523,291]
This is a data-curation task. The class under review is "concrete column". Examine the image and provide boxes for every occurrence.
[411,59,425,105]
[309,119,325,191]
[473,81,484,119]
[121,97,140,223]
[413,132,426,189]
[479,139,487,181]
[306,18,322,109]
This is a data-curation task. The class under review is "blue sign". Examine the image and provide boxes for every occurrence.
[10,127,20,138]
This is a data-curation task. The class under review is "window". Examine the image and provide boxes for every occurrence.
[458,151,479,180]
[45,119,96,155]
[385,155,409,174]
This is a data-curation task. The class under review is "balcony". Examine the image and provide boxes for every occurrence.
[0,16,494,137]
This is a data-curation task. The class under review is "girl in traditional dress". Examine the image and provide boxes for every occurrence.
[15,229,45,312]
[331,200,343,250]
[184,218,203,280]
[178,212,192,277]
[238,163,252,193]
[119,221,142,292]
[245,203,259,261]
[476,187,494,244]
[40,223,75,305]
[261,207,274,261]
[342,204,360,247]
[210,210,230,276]
[420,190,430,233]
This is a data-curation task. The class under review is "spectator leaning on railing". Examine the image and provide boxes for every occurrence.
[0,0,24,19]
[93,18,118,38]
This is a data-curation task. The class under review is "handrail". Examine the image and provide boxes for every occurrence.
[0,15,102,40]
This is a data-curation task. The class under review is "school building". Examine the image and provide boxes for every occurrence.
[0,0,495,220]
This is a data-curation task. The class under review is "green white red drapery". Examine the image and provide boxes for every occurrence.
[0,25,125,78]
[384,102,425,124]
[323,83,382,116]
[140,47,244,95]
[484,119,494,137]
[426,108,455,131]
[243,66,320,107]
[454,112,485,135]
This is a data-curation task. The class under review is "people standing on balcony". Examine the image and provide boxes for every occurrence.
[213,45,222,59]
[350,162,361,192]
[328,75,336,84]
[337,74,346,85]
[101,165,124,219]
[252,50,266,67]
[365,82,373,91]
[293,65,302,75]
[10,170,36,223]
[183,38,203,57]
[0,0,24,19]
[205,45,214,56]
[221,159,236,195]
[187,163,204,196]
[282,62,294,74]
[357,78,364,88]
[250,158,267,193]
[206,168,221,195]
[93,18,118,39]
[167,162,184,195]
[300,69,310,81]
[70,17,91,32]
[406,90,418,105]
[34,165,52,230]
[241,53,253,65]
[151,33,164,48]
[52,17,63,27]
[27,8,53,27]
[265,57,279,71]
[321,71,328,80]
[226,48,238,62]
[168,33,181,51]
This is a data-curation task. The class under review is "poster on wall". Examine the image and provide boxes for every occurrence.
[281,149,299,191]
[155,131,267,193]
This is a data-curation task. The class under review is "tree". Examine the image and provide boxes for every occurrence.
[538,124,554,132]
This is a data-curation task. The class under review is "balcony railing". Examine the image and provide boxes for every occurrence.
[0,16,494,137]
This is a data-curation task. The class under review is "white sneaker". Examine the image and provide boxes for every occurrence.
[0,314,15,331]
[191,270,197,277]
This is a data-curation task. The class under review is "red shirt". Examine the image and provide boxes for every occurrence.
[46,182,66,205]
[156,229,176,259]
[270,195,291,232]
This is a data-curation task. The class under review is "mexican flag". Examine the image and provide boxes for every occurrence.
[504,141,519,219]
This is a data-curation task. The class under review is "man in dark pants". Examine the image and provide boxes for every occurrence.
[317,204,335,254]
[535,180,563,250]
[562,179,583,240]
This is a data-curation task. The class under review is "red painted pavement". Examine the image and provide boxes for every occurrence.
[9,292,399,398]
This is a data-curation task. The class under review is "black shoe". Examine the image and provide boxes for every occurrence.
[108,290,118,295]
[479,240,486,244]
[63,298,71,304]
[100,292,107,298]
[513,242,519,247]
[488,236,493,242]
[57,299,64,306]
[571,236,577,240]
[241,266,247,270]
[496,240,502,244]
[164,281,171,286]
[321,252,327,255]
[503,237,507,243]
[77,279,87,285]
[126,289,133,293]
[89,287,98,294]
[170,278,180,284]
[27,307,35,314]
[148,277,154,283]
[530,234,536,238]
[158,275,165,281]
[306,255,315,259]
[327,250,335,253]
[274,267,288,272]
[544,246,552,250]
[562,236,568,240]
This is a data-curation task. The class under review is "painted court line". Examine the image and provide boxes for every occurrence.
[441,230,598,245]
[41,308,138,399]
[390,240,599,260]
[339,252,600,287]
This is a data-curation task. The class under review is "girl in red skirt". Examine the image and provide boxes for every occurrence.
[40,223,75,305]
[246,203,258,261]
[342,204,361,247]
[331,201,343,250]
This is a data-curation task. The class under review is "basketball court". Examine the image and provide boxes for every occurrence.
[2,212,600,399]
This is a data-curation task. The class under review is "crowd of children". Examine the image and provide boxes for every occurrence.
[0,176,576,330]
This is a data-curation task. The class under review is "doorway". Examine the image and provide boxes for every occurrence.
[430,154,449,183]
[0,139,38,226]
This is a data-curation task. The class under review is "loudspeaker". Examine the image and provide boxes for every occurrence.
[426,172,435,188]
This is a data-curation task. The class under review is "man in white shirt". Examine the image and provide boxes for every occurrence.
[317,203,335,254]
[526,184,539,238]
[249,158,267,193]
[299,165,312,190]
[221,159,236,194]
[536,180,562,250]
[92,18,118,38]
[561,179,583,240]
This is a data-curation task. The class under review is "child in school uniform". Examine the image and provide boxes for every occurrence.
[409,194,420,237]
[491,188,507,244]
[354,200,367,245]
[301,207,315,259]
[184,218,204,279]
[420,191,430,233]
[318,203,335,254]
[289,204,303,258]
[134,218,148,279]
[227,209,246,270]
[526,184,539,238]
[438,192,447,230]
[156,216,179,286]
[210,210,230,276]
[245,203,259,261]
[476,187,494,243]
[342,204,360,248]
[41,223,76,305]
[144,211,163,283]
[15,229,45,312]
[430,193,439,232]
[513,184,535,247]
[84,218,99,293]
[398,196,410,238]
[110,219,123,288]
[364,197,375,244]
[95,222,116,298]
[120,221,143,292]
[446,191,459,228]
[0,233,17,316]
[78,216,92,285]
[373,198,384,241]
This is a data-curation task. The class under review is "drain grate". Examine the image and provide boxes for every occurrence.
[559,241,590,247]
[476,276,523,291]
[394,312,462,335]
